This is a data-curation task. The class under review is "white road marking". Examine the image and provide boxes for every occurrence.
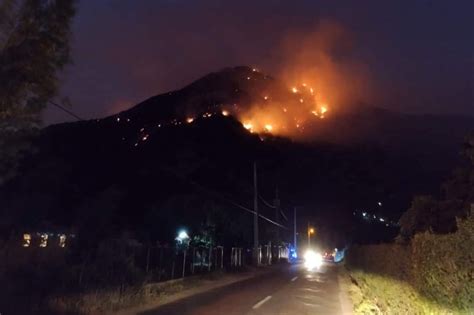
[252,295,272,309]
[291,276,298,282]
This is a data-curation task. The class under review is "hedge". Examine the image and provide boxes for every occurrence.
[347,214,474,312]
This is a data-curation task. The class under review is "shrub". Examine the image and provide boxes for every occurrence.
[347,214,474,313]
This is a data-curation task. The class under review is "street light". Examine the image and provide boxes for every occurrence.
[307,224,315,247]
[177,230,189,242]
[176,229,190,278]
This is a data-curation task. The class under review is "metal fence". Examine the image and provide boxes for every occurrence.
[0,238,290,294]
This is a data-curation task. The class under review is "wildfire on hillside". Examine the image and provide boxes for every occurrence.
[233,77,330,136]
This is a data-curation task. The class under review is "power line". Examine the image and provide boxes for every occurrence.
[49,100,83,121]
[258,194,276,209]
[159,166,288,229]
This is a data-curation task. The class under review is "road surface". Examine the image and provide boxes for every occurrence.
[138,263,346,315]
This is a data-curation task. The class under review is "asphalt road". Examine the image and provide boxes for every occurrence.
[139,263,344,315]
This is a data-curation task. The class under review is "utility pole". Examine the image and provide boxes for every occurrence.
[293,207,297,251]
[274,187,280,245]
[253,162,259,266]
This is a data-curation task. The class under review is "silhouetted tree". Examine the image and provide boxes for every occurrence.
[399,133,474,239]
[0,0,76,184]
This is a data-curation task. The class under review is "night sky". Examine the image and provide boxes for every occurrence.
[45,0,473,124]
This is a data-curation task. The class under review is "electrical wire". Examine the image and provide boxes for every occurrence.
[49,100,83,121]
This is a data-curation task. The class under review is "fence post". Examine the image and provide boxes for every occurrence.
[146,245,151,273]
[191,247,195,274]
[182,249,186,278]
[208,246,212,272]
[200,248,204,269]
[220,246,224,269]
[214,247,217,270]
[158,246,163,281]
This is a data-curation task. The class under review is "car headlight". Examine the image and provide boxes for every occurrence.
[304,250,323,270]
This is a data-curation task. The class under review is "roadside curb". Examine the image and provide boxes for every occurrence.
[337,266,354,315]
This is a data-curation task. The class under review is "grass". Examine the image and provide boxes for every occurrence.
[347,270,465,315]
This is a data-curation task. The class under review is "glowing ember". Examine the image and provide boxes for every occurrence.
[222,110,229,116]
[320,106,328,114]
[283,108,288,112]
[243,122,253,131]
[291,87,298,93]
[299,98,304,103]
[311,110,318,116]
[264,96,269,100]
[186,117,194,123]
[264,124,273,132]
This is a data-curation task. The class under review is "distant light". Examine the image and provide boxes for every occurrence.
[221,110,229,116]
[304,250,323,271]
[39,233,48,248]
[252,68,257,72]
[264,96,269,100]
[186,117,194,123]
[311,110,318,116]
[264,124,273,132]
[176,230,189,242]
[59,234,66,248]
[116,117,120,122]
[247,77,251,80]
[378,202,382,206]
[299,98,304,103]
[283,108,288,112]
[379,218,385,222]
[362,212,367,217]
[291,87,298,93]
[23,234,31,247]
[302,83,307,87]
[320,106,328,114]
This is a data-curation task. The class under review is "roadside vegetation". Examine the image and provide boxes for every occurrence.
[348,214,473,314]
[347,134,474,314]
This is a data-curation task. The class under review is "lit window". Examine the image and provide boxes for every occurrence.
[23,234,31,247]
[59,234,67,248]
[39,233,48,248]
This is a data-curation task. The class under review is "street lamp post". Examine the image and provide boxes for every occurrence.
[176,230,190,278]
[307,222,314,248]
